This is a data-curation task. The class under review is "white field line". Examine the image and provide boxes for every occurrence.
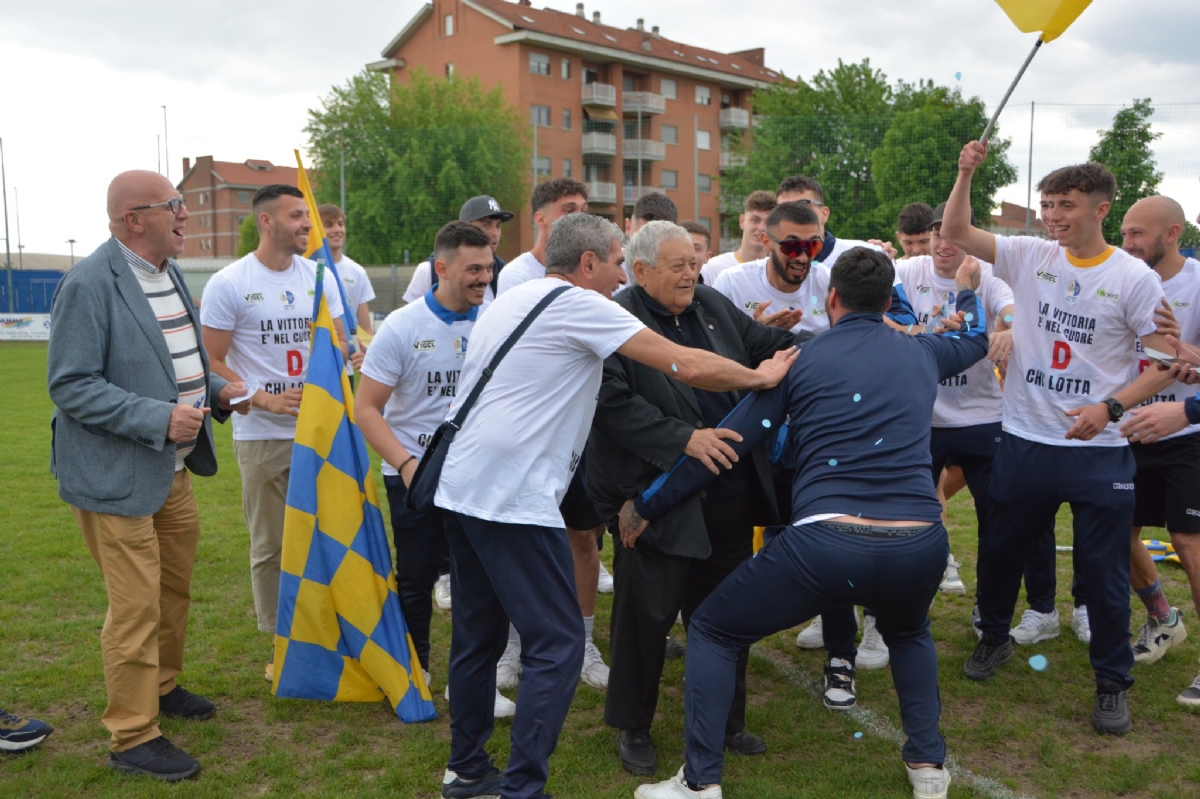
[752,645,1037,799]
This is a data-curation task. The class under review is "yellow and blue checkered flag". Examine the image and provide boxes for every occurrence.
[271,258,436,723]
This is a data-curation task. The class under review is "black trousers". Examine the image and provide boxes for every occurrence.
[604,493,753,734]
[384,476,447,673]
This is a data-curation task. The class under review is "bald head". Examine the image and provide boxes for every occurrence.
[1125,195,1187,230]
[107,171,177,224]
[107,170,189,265]
[1121,194,1186,270]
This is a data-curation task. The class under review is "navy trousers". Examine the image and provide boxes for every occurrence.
[683,521,948,785]
[979,434,1135,688]
[384,477,446,672]
[443,511,584,799]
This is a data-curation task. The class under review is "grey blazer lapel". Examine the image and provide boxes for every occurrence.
[107,238,175,379]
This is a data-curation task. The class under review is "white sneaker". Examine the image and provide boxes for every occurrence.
[906,764,951,799]
[1072,606,1091,644]
[443,684,516,718]
[857,613,890,669]
[496,640,522,690]
[939,554,966,595]
[796,616,825,649]
[434,574,452,611]
[598,561,614,594]
[1132,609,1187,665]
[1176,664,1200,708]
[970,605,982,640]
[1009,608,1060,645]
[634,766,723,798]
[581,641,610,689]
[823,657,857,710]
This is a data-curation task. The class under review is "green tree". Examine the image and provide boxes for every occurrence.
[871,89,1017,239]
[305,68,531,264]
[235,214,258,258]
[1181,221,1200,250]
[1088,98,1162,245]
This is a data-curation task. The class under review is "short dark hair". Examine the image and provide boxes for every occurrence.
[680,220,711,249]
[896,202,933,234]
[317,203,344,224]
[743,190,777,214]
[1036,163,1116,204]
[252,184,304,210]
[632,192,678,223]
[767,201,821,229]
[829,247,894,313]
[530,177,589,214]
[776,175,824,202]
[433,221,492,263]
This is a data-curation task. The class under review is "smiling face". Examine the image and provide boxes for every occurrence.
[760,219,823,291]
[1039,189,1108,250]
[262,195,311,257]
[109,171,190,264]
[897,229,931,258]
[929,224,966,277]
[633,237,697,314]
[322,213,345,250]
[435,244,494,310]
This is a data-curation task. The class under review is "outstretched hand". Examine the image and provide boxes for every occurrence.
[753,300,804,330]
[752,347,800,390]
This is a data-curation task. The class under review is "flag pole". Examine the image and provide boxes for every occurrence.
[982,38,1042,142]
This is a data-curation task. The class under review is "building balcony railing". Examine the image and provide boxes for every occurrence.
[585,181,618,204]
[622,92,666,115]
[581,132,617,157]
[623,185,664,204]
[582,82,617,108]
[719,107,751,130]
[622,139,666,162]
[719,151,748,170]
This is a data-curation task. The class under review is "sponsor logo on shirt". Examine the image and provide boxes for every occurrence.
[1187,508,1200,518]
[917,285,932,295]
[280,291,296,310]
[1173,300,1191,309]
[453,335,468,360]
[1095,288,1119,300]
[245,292,265,303]
[1064,279,1082,303]
[306,289,316,297]
[742,300,762,312]
[1112,482,1134,490]
[1036,270,1058,285]
[414,339,437,352]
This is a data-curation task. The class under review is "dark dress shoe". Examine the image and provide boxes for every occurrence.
[664,635,686,659]
[618,727,657,775]
[724,731,767,755]
[109,736,200,781]
[159,686,215,720]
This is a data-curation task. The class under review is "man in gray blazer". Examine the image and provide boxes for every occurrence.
[47,170,249,781]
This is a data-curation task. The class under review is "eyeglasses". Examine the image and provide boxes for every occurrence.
[131,197,187,215]
[765,231,823,259]
[793,198,825,208]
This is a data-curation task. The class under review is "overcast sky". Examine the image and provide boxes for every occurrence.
[1,0,1197,257]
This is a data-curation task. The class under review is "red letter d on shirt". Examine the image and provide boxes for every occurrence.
[1051,341,1071,370]
[286,350,303,377]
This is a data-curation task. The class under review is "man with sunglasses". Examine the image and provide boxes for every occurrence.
[48,170,251,780]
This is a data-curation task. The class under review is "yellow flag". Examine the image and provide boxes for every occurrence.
[993,0,1092,42]
[294,149,329,260]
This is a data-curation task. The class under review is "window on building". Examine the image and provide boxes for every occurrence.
[697,130,712,150]
[695,85,711,105]
[444,14,454,36]
[531,104,551,127]
[721,93,732,109]
[533,156,552,181]
[237,190,250,203]
[623,74,638,92]
[199,192,207,205]
[446,63,455,79]
[661,170,678,190]
[699,217,712,232]
[563,159,573,178]
[561,58,571,80]
[562,108,572,130]
[697,174,712,193]
[660,78,677,100]
[530,52,550,76]
[661,124,678,146]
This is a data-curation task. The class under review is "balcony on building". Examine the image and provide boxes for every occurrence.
[582,82,617,108]
[586,181,618,205]
[622,91,666,116]
[719,107,751,130]
[719,151,748,170]
[581,132,617,158]
[624,185,664,204]
[622,139,666,162]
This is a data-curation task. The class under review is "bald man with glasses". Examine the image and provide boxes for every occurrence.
[48,170,250,781]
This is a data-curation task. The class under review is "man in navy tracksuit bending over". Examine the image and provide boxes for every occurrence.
[624,247,987,799]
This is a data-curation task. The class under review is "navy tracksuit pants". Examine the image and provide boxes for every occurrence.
[384,477,449,673]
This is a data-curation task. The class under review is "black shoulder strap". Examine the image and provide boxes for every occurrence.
[449,284,571,429]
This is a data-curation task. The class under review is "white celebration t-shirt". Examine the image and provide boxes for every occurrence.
[994,237,1164,447]
[711,258,831,335]
[496,251,546,295]
[435,278,646,527]
[403,259,496,305]
[700,250,747,285]
[1128,257,1200,440]
[360,291,484,473]
[820,237,883,268]
[200,254,344,441]
[896,256,1014,427]
[334,255,375,314]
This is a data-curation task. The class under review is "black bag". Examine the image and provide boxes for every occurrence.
[405,285,571,514]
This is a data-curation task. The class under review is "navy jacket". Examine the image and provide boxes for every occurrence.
[637,290,988,524]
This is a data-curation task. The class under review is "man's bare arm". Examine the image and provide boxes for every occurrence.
[941,141,999,263]
[616,328,797,393]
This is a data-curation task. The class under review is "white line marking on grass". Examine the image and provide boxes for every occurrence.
[752,645,1037,799]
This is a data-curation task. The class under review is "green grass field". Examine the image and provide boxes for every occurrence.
[2,340,1199,798]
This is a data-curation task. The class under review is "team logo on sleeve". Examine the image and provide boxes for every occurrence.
[1064,279,1082,303]
[453,336,468,359]
[414,339,437,352]
[280,291,296,310]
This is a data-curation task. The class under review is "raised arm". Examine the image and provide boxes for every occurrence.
[616,328,797,393]
[942,141,999,263]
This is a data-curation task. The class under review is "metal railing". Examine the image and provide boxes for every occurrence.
[622,139,666,161]
[585,181,618,204]
[622,91,666,115]
[719,107,751,129]
[581,131,617,157]
[719,151,748,170]
[582,82,617,107]
[623,185,664,203]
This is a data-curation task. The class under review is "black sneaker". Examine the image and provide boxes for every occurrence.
[823,657,857,710]
[0,708,53,752]
[724,730,767,755]
[109,736,200,781]
[441,767,502,798]
[664,635,686,659]
[618,727,657,776]
[963,636,1014,681]
[159,686,215,721]
[1093,680,1132,735]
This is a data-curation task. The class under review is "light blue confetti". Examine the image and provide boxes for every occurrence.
[954,71,962,81]
[847,579,854,587]
[908,325,914,333]
[964,312,974,322]
[875,438,883,446]
[1004,314,1013,323]
[950,334,960,339]
[853,393,861,402]
[761,419,772,428]
[811,295,818,304]
[828,459,838,466]
[854,731,864,739]
[671,363,678,372]
[1028,654,1048,671]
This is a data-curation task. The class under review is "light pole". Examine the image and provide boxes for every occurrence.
[162,105,170,182]
[14,186,22,270]
[1,137,12,312]
[67,239,77,267]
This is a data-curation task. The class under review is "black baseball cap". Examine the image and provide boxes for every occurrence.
[929,201,975,228]
[459,196,514,223]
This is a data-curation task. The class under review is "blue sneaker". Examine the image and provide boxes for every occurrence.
[0,709,53,752]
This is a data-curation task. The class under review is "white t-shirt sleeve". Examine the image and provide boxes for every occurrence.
[359,315,408,386]
[404,261,433,304]
[198,273,239,330]
[985,273,1015,320]
[992,236,1050,286]
[711,267,736,299]
[324,273,345,319]
[347,260,376,307]
[564,290,646,359]
[496,264,522,295]
[1124,268,1166,338]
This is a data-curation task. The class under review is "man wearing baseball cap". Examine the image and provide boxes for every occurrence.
[403,195,515,304]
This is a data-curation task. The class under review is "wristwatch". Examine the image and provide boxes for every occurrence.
[1103,397,1124,423]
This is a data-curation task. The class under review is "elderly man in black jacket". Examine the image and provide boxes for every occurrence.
[587,220,808,776]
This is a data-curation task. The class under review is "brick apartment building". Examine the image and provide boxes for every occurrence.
[990,201,1046,239]
[175,156,299,259]
[369,0,781,254]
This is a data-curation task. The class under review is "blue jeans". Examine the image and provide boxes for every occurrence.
[683,520,948,785]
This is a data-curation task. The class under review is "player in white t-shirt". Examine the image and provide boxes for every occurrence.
[699,190,775,285]
[200,184,346,680]
[432,213,797,799]
[402,195,516,307]
[318,204,376,378]
[944,142,1178,734]
[682,221,712,274]
[496,177,589,295]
